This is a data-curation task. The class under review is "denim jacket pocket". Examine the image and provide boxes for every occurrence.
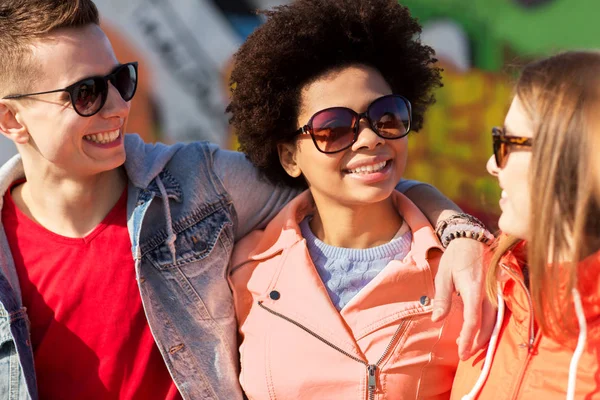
[142,202,235,320]
[144,203,232,270]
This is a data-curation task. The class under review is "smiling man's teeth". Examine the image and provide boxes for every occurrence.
[348,161,387,174]
[84,129,120,144]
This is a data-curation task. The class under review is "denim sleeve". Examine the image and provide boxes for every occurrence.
[395,179,420,193]
[211,145,423,240]
[211,146,301,240]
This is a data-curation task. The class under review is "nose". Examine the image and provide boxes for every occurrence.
[99,82,130,120]
[487,155,499,176]
[351,118,384,151]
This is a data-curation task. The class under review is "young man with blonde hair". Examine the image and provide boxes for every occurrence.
[0,0,491,398]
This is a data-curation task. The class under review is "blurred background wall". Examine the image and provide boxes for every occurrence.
[3,0,600,226]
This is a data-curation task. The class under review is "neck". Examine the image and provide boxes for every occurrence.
[12,167,127,238]
[309,194,405,248]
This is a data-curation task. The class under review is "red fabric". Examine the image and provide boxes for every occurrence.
[2,183,181,400]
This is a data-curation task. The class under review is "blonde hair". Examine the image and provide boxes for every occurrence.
[487,51,600,339]
[0,0,99,96]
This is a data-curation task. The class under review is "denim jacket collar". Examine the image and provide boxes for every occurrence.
[124,135,182,188]
[124,134,183,201]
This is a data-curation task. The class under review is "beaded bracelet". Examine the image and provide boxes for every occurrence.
[440,224,494,248]
[435,213,494,248]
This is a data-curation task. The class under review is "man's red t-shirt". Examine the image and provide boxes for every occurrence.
[2,183,182,400]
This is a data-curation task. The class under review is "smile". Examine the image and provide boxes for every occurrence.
[83,129,120,144]
[346,160,388,175]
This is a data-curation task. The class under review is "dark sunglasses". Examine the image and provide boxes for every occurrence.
[3,62,138,117]
[294,94,412,154]
[492,126,533,168]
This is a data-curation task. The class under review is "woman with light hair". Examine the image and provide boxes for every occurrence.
[451,51,600,400]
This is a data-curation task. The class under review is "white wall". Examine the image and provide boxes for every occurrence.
[95,0,242,145]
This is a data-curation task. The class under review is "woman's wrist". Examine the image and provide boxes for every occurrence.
[435,213,494,248]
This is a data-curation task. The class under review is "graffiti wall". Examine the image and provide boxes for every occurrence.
[398,0,600,225]
[95,0,241,146]
[99,0,599,224]
[2,0,599,223]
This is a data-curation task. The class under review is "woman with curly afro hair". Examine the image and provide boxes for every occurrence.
[227,1,474,398]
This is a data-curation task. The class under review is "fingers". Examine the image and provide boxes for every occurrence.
[456,282,483,361]
[458,296,496,362]
[472,297,497,352]
[431,265,455,322]
[436,239,488,360]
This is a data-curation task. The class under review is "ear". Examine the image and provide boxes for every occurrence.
[0,101,29,144]
[277,142,302,178]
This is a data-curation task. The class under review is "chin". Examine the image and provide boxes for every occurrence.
[93,153,126,174]
[498,213,528,240]
[350,188,395,205]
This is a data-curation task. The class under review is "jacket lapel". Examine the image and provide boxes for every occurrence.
[262,241,367,361]
[241,191,366,360]
[341,191,443,339]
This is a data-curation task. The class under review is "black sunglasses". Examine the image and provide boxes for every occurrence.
[492,126,533,168]
[294,94,412,154]
[3,62,138,117]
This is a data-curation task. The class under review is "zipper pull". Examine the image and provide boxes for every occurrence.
[528,336,536,352]
[368,364,377,390]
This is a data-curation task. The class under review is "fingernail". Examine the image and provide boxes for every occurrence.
[460,351,471,361]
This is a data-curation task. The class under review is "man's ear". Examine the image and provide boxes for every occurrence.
[0,101,29,144]
[277,142,302,178]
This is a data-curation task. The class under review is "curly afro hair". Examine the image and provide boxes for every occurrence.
[227,0,442,188]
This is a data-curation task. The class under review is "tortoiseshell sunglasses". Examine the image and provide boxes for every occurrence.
[492,126,533,168]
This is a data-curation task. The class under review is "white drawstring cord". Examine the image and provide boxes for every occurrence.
[567,288,587,400]
[156,176,177,264]
[461,284,505,400]
[461,286,587,400]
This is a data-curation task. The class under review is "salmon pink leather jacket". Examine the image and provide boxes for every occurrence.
[451,242,600,400]
[229,191,463,400]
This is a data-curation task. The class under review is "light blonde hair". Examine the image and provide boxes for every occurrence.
[487,51,600,339]
[0,0,99,96]
[589,75,600,203]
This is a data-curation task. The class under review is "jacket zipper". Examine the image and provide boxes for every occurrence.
[258,301,411,400]
[509,333,540,400]
[500,263,538,400]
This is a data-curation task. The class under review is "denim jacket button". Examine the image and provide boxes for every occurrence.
[193,240,207,252]
[269,291,281,300]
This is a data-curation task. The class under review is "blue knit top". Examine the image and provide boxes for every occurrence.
[299,217,412,311]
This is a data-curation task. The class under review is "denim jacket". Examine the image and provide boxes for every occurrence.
[0,134,418,400]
